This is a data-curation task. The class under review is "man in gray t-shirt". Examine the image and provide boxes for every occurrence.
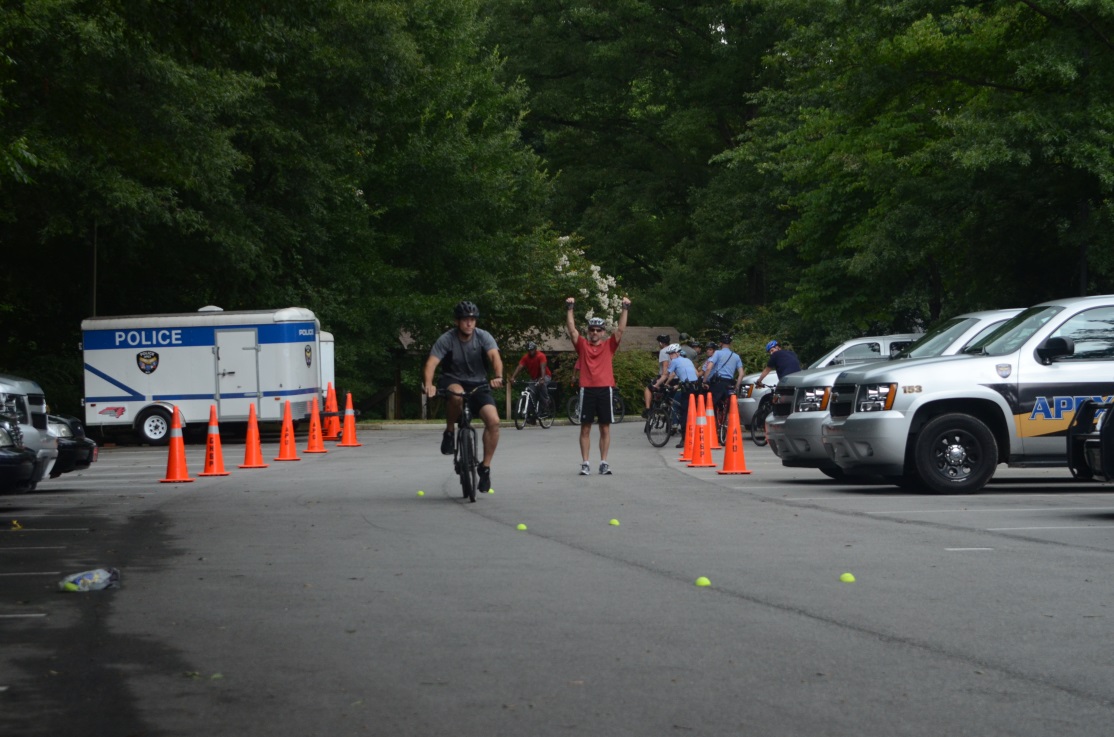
[422,301,505,494]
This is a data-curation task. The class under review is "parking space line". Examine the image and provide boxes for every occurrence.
[0,528,93,533]
[874,507,1114,515]
[0,571,61,576]
[987,525,1114,531]
[0,613,47,619]
[945,548,995,551]
[0,546,67,551]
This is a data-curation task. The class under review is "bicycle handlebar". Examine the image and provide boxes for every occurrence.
[437,383,491,398]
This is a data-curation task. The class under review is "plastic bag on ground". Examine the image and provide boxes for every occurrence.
[58,568,120,592]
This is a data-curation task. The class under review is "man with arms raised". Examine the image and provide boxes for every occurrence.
[566,296,631,475]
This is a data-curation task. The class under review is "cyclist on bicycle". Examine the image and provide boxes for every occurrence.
[652,344,699,448]
[509,341,553,423]
[702,334,745,406]
[422,300,505,493]
[567,295,630,475]
[642,334,671,418]
[755,339,802,388]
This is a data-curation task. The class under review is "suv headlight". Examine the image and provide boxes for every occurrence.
[796,387,831,412]
[741,385,754,398]
[48,418,74,438]
[0,428,13,448]
[857,383,898,412]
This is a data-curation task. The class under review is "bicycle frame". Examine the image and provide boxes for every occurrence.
[440,384,487,502]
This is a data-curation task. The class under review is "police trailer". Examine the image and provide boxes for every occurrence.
[82,307,329,444]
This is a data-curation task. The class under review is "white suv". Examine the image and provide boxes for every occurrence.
[0,374,59,491]
[822,295,1114,493]
[767,310,1020,479]
[738,334,921,429]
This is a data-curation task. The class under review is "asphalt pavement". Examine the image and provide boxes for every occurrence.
[3,420,1114,736]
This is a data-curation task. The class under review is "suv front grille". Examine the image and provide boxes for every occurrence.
[829,384,857,419]
[771,386,795,417]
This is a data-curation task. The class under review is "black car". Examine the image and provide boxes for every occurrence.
[0,412,38,493]
[48,413,98,478]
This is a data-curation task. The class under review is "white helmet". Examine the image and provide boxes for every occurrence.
[665,343,681,354]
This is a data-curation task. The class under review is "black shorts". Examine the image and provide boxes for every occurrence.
[438,378,496,417]
[579,386,616,425]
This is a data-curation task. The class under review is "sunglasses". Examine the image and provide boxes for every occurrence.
[588,327,604,332]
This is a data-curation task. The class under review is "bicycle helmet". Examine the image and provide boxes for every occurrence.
[720,333,733,344]
[454,300,480,319]
[665,343,681,354]
[705,341,717,350]
[656,334,670,344]
[525,341,537,351]
[587,317,606,329]
[765,340,779,352]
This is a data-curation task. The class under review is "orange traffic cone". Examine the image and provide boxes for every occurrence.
[322,383,341,441]
[337,393,362,447]
[274,400,301,461]
[688,394,716,468]
[718,397,752,475]
[705,392,722,450]
[160,406,194,483]
[240,403,269,469]
[305,396,328,454]
[198,405,230,476]
[679,393,697,462]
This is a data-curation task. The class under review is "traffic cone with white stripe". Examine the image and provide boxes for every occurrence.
[305,396,328,454]
[160,406,194,483]
[198,405,230,476]
[322,383,341,441]
[239,403,269,469]
[679,393,697,463]
[688,394,716,468]
[705,392,722,450]
[337,393,362,447]
[274,400,301,461]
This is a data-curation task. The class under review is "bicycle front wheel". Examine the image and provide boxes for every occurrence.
[538,395,555,429]
[458,429,477,501]
[716,400,730,445]
[566,395,581,425]
[751,404,770,447]
[514,392,529,430]
[611,393,625,424]
[647,407,672,447]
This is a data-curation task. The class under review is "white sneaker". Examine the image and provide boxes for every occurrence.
[579,462,591,476]
[599,462,612,475]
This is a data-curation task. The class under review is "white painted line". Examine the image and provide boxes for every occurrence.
[0,528,93,533]
[988,525,1114,531]
[945,548,995,551]
[0,613,47,619]
[876,507,1114,515]
[0,571,61,577]
[0,546,67,551]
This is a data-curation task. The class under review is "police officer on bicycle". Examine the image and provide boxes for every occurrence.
[422,300,504,493]
[702,334,745,406]
[653,344,699,448]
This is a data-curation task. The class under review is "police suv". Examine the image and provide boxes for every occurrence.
[768,309,1020,480]
[821,295,1114,493]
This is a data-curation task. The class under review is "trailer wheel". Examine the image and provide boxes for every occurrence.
[136,407,173,446]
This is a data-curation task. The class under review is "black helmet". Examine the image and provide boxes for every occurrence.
[453,300,480,319]
[656,334,670,344]
[526,341,537,351]
[720,333,733,344]
[705,341,717,350]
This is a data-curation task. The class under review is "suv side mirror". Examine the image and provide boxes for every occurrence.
[1037,336,1075,365]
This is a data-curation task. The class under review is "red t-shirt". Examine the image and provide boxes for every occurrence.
[575,335,619,387]
[518,351,552,380]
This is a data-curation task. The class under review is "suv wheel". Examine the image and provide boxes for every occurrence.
[914,414,997,494]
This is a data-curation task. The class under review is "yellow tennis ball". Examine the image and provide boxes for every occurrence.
[840,572,856,583]
[487,488,494,494]
[695,576,711,587]
[416,491,425,496]
[609,519,620,526]
[516,523,527,531]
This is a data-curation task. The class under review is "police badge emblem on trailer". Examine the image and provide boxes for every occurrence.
[137,350,159,374]
[305,345,313,367]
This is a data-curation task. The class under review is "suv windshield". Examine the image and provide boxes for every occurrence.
[896,317,974,359]
[964,305,1065,356]
[0,392,29,424]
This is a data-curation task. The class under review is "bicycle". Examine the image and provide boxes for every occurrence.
[513,380,555,430]
[644,384,681,447]
[439,384,488,503]
[751,387,772,447]
[567,388,625,425]
[711,384,740,446]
